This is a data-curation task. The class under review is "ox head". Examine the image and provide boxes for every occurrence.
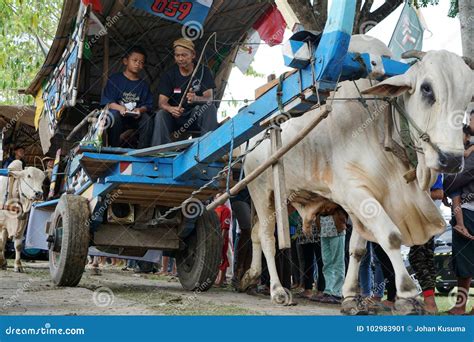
[10,167,46,201]
[363,50,474,190]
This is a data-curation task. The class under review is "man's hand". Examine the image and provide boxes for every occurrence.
[465,145,474,157]
[186,90,196,104]
[169,106,184,118]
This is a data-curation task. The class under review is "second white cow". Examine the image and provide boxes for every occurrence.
[0,160,45,272]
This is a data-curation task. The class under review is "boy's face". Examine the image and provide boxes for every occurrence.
[174,46,195,69]
[15,148,25,159]
[123,52,145,74]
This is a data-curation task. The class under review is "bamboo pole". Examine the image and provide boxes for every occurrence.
[207,105,331,211]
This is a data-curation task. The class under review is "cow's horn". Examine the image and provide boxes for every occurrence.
[462,57,474,70]
[401,50,427,60]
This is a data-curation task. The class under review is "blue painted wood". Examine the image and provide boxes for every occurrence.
[0,169,9,177]
[33,199,59,209]
[104,175,220,188]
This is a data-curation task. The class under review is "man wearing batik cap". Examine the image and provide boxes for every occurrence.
[151,38,218,146]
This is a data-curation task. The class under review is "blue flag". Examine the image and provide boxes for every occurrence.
[388,2,424,60]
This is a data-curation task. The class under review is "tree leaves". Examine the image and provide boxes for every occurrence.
[0,0,62,105]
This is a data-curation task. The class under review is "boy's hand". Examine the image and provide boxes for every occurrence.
[132,108,142,119]
[169,106,184,118]
[119,106,128,116]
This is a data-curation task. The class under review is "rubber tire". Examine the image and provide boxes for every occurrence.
[49,194,90,286]
[176,210,223,291]
[436,285,454,295]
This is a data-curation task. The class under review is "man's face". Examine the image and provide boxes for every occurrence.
[123,52,145,74]
[15,148,25,159]
[174,46,195,69]
[464,132,471,147]
[470,112,474,133]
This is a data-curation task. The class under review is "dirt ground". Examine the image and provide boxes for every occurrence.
[0,261,341,316]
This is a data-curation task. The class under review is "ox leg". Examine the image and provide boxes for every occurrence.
[0,229,7,270]
[347,192,423,314]
[258,215,289,305]
[341,223,369,315]
[14,237,24,273]
[240,220,263,291]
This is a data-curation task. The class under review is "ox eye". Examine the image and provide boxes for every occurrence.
[27,175,31,178]
[420,82,435,104]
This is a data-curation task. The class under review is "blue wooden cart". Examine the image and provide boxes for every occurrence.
[15,0,409,291]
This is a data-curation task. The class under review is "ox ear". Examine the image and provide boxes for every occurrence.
[9,171,22,179]
[361,74,412,97]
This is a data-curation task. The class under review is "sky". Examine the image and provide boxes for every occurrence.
[218,0,463,119]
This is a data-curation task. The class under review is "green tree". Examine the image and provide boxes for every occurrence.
[0,0,62,105]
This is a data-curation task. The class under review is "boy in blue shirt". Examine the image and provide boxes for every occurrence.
[101,46,154,148]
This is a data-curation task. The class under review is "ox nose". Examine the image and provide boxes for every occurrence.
[35,191,43,200]
[438,151,464,173]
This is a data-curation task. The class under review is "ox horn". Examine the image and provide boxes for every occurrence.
[462,57,474,70]
[401,50,427,60]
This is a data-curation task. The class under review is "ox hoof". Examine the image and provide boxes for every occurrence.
[239,271,260,292]
[0,260,7,270]
[14,264,24,273]
[340,296,370,315]
[271,287,293,306]
[393,297,426,315]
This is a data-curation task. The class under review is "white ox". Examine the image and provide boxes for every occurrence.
[0,160,45,272]
[241,35,474,313]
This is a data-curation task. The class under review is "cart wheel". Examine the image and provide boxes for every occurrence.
[176,210,223,291]
[49,194,90,286]
[436,285,454,295]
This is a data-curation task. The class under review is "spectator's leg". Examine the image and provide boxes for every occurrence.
[300,243,315,297]
[371,243,385,299]
[314,239,325,293]
[449,208,474,314]
[137,112,154,148]
[230,201,252,286]
[151,110,176,146]
[195,104,218,135]
[359,241,372,297]
[106,110,123,147]
[291,239,300,288]
[409,238,438,313]
[321,235,345,299]
[296,243,305,288]
[373,243,396,306]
